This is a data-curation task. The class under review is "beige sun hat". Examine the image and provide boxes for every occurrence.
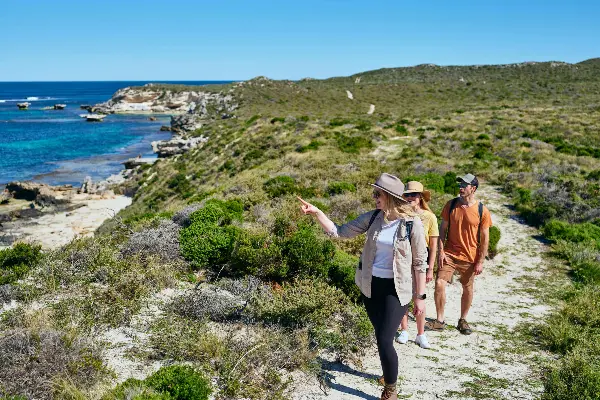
[370,173,408,202]
[403,181,431,202]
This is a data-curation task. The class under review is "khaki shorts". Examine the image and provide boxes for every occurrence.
[437,254,475,287]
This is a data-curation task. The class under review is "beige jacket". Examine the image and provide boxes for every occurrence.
[329,210,428,306]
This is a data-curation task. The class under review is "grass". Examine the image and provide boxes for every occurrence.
[4,59,600,398]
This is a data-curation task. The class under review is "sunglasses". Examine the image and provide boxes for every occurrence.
[372,190,383,199]
[403,192,420,198]
[458,182,471,188]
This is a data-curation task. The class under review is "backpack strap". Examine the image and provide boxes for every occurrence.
[406,220,413,242]
[446,197,459,237]
[477,201,484,245]
[366,209,381,232]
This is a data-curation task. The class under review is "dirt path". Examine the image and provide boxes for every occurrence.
[291,187,549,400]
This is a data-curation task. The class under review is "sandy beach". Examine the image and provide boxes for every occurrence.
[0,194,131,250]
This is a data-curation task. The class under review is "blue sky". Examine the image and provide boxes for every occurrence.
[0,0,598,81]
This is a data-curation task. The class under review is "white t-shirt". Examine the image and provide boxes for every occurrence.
[371,218,400,279]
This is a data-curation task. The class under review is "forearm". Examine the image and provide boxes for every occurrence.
[315,210,336,234]
[476,236,489,264]
[429,239,438,267]
[414,270,426,297]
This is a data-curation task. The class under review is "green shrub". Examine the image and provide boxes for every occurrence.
[180,200,245,270]
[263,176,298,198]
[394,124,408,134]
[488,226,501,258]
[296,140,323,153]
[231,231,287,280]
[168,173,193,198]
[588,170,600,180]
[327,182,356,196]
[542,351,600,400]
[270,117,285,124]
[355,121,371,131]
[282,225,335,278]
[336,134,373,154]
[328,251,361,301]
[0,243,42,285]
[543,220,600,247]
[477,133,490,140]
[329,118,351,127]
[107,365,211,400]
[245,115,261,126]
[440,126,455,133]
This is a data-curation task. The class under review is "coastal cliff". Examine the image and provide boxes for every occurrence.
[94,84,239,117]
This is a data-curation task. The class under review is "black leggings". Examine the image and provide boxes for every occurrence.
[362,276,409,385]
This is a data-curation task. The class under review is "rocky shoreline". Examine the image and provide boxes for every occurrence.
[1,82,240,250]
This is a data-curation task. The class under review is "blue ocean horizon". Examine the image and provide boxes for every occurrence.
[0,81,232,187]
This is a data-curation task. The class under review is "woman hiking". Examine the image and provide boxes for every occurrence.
[298,173,428,400]
[395,181,439,349]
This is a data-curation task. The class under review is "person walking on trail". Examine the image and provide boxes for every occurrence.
[425,173,492,335]
[298,173,428,400]
[395,181,439,349]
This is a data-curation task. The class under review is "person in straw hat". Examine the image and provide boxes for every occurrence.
[298,173,428,400]
[394,181,439,349]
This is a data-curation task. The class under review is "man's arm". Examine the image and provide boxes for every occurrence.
[437,220,448,266]
[474,226,490,275]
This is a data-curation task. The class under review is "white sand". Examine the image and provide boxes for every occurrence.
[0,195,132,249]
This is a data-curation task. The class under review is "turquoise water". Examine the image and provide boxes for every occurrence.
[0,81,228,186]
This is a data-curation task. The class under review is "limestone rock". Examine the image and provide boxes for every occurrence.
[152,136,208,157]
[5,181,71,207]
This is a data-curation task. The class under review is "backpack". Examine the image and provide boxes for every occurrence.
[358,210,413,270]
[446,198,484,244]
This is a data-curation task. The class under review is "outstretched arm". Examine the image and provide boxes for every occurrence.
[298,196,336,233]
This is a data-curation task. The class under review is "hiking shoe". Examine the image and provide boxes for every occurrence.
[395,330,409,344]
[415,334,431,349]
[457,318,472,335]
[381,382,397,400]
[424,319,446,331]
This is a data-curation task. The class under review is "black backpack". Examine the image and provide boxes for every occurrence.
[358,210,413,270]
[446,198,484,244]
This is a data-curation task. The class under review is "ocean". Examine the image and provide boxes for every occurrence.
[0,81,229,187]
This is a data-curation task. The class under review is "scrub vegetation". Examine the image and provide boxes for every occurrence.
[2,59,600,399]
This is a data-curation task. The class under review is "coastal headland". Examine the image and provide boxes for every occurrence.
[1,59,600,399]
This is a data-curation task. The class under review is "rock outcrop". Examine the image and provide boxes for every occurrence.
[151,136,208,158]
[94,85,238,118]
[6,181,72,207]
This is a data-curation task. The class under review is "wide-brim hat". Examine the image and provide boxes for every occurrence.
[370,173,408,203]
[403,181,431,202]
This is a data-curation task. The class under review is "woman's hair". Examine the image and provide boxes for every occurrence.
[383,192,416,221]
[418,196,432,212]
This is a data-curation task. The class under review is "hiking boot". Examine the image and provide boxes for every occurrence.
[424,319,446,331]
[395,330,409,344]
[381,382,397,400]
[457,318,472,335]
[415,334,430,349]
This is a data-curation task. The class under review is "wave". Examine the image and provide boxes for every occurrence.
[0,97,61,102]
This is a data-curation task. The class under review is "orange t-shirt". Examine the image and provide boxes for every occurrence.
[441,199,493,264]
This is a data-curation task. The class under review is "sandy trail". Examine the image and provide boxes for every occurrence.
[291,187,549,400]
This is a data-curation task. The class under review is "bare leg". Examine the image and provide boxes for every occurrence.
[434,279,446,322]
[416,307,425,335]
[460,282,474,320]
[400,313,408,331]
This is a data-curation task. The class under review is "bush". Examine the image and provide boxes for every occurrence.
[0,243,42,285]
[488,226,501,258]
[231,230,287,279]
[542,352,600,400]
[394,124,408,134]
[263,176,298,198]
[329,118,351,127]
[543,220,600,248]
[106,365,211,400]
[336,134,373,154]
[121,220,182,262]
[281,225,335,278]
[180,222,242,270]
[328,251,361,301]
[171,287,243,322]
[327,181,356,196]
[296,140,322,153]
[270,117,285,124]
[0,329,107,400]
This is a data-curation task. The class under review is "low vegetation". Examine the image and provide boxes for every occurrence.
[2,59,600,398]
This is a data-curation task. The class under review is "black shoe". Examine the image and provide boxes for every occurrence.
[457,318,472,335]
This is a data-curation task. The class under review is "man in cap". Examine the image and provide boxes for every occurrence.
[425,173,492,335]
